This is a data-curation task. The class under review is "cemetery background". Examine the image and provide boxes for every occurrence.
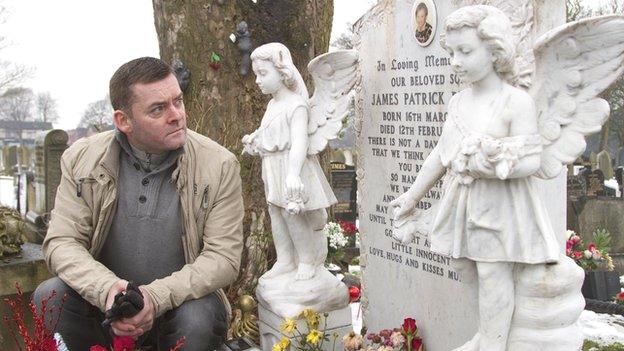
[1,0,624,350]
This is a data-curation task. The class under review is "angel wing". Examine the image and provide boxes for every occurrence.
[306,50,359,155]
[531,15,624,179]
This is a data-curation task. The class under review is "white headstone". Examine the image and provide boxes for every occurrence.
[354,1,568,350]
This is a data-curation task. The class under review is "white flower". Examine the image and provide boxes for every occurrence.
[390,332,405,346]
[566,230,576,239]
[584,250,592,259]
[325,222,348,249]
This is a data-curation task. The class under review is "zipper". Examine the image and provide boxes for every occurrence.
[76,177,96,197]
[201,185,210,209]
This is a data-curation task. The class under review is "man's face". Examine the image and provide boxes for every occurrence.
[116,73,187,154]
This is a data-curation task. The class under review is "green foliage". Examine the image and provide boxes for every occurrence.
[593,229,612,253]
[583,340,624,351]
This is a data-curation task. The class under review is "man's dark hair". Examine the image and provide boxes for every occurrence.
[109,57,174,111]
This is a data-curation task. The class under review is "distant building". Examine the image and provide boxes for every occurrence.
[66,124,114,146]
[0,120,54,147]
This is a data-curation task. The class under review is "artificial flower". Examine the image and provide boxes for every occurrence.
[342,331,363,351]
[306,329,323,346]
[588,243,597,252]
[572,251,583,260]
[402,317,417,335]
[592,250,602,260]
[412,337,423,350]
[376,346,393,351]
[280,318,297,334]
[112,336,135,351]
[379,329,392,338]
[272,343,283,351]
[349,286,361,303]
[390,331,405,346]
[278,337,290,349]
[339,220,358,236]
[301,309,320,329]
[90,346,108,351]
[584,250,592,259]
[617,292,624,301]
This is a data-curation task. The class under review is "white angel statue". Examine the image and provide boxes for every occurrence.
[390,5,624,351]
[242,42,357,282]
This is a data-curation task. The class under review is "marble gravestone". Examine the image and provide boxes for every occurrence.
[354,0,573,350]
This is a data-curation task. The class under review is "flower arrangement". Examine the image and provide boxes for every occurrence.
[275,309,332,351]
[2,282,65,351]
[566,229,614,271]
[614,292,624,306]
[359,318,424,351]
[325,220,359,268]
[90,336,185,351]
[2,282,185,351]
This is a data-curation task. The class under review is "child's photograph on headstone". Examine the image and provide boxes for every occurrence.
[412,0,437,46]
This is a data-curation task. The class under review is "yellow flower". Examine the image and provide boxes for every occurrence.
[306,329,323,346]
[280,318,297,334]
[278,337,291,349]
[272,343,282,351]
[300,308,320,329]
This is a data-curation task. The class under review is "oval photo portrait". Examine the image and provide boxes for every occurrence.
[412,0,437,47]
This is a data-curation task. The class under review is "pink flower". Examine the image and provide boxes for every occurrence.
[592,250,602,260]
[588,243,597,252]
[571,235,581,244]
[573,251,583,260]
[379,329,392,338]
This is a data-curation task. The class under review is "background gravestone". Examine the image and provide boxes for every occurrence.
[354,0,566,349]
[32,129,67,220]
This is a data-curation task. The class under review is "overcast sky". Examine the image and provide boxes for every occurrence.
[1,0,375,130]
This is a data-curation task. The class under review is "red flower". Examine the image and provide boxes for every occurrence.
[402,317,417,335]
[112,336,135,351]
[90,345,108,351]
[572,251,583,260]
[348,286,361,303]
[339,220,358,236]
[588,243,597,252]
[42,337,58,351]
[411,337,423,350]
[617,292,624,301]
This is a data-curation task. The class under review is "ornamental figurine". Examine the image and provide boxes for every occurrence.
[243,42,357,317]
[391,5,624,351]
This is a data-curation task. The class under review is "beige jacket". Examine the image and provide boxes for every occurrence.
[43,129,244,318]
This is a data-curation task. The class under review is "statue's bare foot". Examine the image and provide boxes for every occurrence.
[295,263,316,280]
[452,333,480,351]
[262,260,295,279]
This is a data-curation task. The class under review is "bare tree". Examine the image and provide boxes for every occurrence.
[0,4,30,93]
[36,91,59,123]
[331,26,354,50]
[78,97,113,131]
[0,87,35,122]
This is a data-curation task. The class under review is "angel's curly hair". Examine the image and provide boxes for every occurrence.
[250,43,308,99]
[440,5,518,84]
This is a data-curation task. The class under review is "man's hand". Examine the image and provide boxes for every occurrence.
[105,280,153,338]
[105,279,140,337]
[113,286,155,338]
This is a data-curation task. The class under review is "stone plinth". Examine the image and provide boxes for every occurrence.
[0,243,51,295]
[258,303,352,351]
